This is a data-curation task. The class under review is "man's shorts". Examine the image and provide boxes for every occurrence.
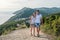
[35,23,40,28]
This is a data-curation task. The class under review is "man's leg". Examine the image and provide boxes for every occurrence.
[35,23,40,37]
[36,27,40,37]
[37,27,40,36]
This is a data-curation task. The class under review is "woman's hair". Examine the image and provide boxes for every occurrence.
[32,12,36,17]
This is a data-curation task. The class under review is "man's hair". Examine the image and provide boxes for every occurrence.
[36,10,40,12]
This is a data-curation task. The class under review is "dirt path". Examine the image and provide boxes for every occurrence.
[0,28,52,40]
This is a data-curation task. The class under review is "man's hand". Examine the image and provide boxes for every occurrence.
[41,18,43,25]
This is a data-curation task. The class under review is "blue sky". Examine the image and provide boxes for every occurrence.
[0,0,60,11]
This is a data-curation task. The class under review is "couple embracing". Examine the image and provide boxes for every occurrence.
[30,10,43,37]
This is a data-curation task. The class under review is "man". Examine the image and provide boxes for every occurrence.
[35,10,43,37]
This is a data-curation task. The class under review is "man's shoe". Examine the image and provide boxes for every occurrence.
[37,34,40,37]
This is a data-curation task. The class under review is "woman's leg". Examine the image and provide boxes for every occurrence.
[33,25,35,36]
[30,25,32,36]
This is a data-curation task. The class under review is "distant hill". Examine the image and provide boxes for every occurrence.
[8,7,60,21]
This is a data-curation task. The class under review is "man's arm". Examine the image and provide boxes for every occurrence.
[40,15,43,25]
[40,18,43,25]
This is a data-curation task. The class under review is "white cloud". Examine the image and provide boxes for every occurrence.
[0,0,60,11]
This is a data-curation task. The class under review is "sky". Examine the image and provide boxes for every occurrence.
[0,0,60,11]
[0,0,60,25]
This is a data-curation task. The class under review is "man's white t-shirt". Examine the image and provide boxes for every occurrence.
[35,14,42,23]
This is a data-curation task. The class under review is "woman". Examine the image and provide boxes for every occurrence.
[30,12,36,36]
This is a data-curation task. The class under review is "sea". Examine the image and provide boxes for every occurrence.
[0,12,14,25]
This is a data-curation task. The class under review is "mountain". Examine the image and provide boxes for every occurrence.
[8,7,34,21]
[8,7,60,21]
[35,7,60,15]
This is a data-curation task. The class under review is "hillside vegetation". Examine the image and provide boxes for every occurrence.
[41,13,60,40]
[0,19,27,35]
